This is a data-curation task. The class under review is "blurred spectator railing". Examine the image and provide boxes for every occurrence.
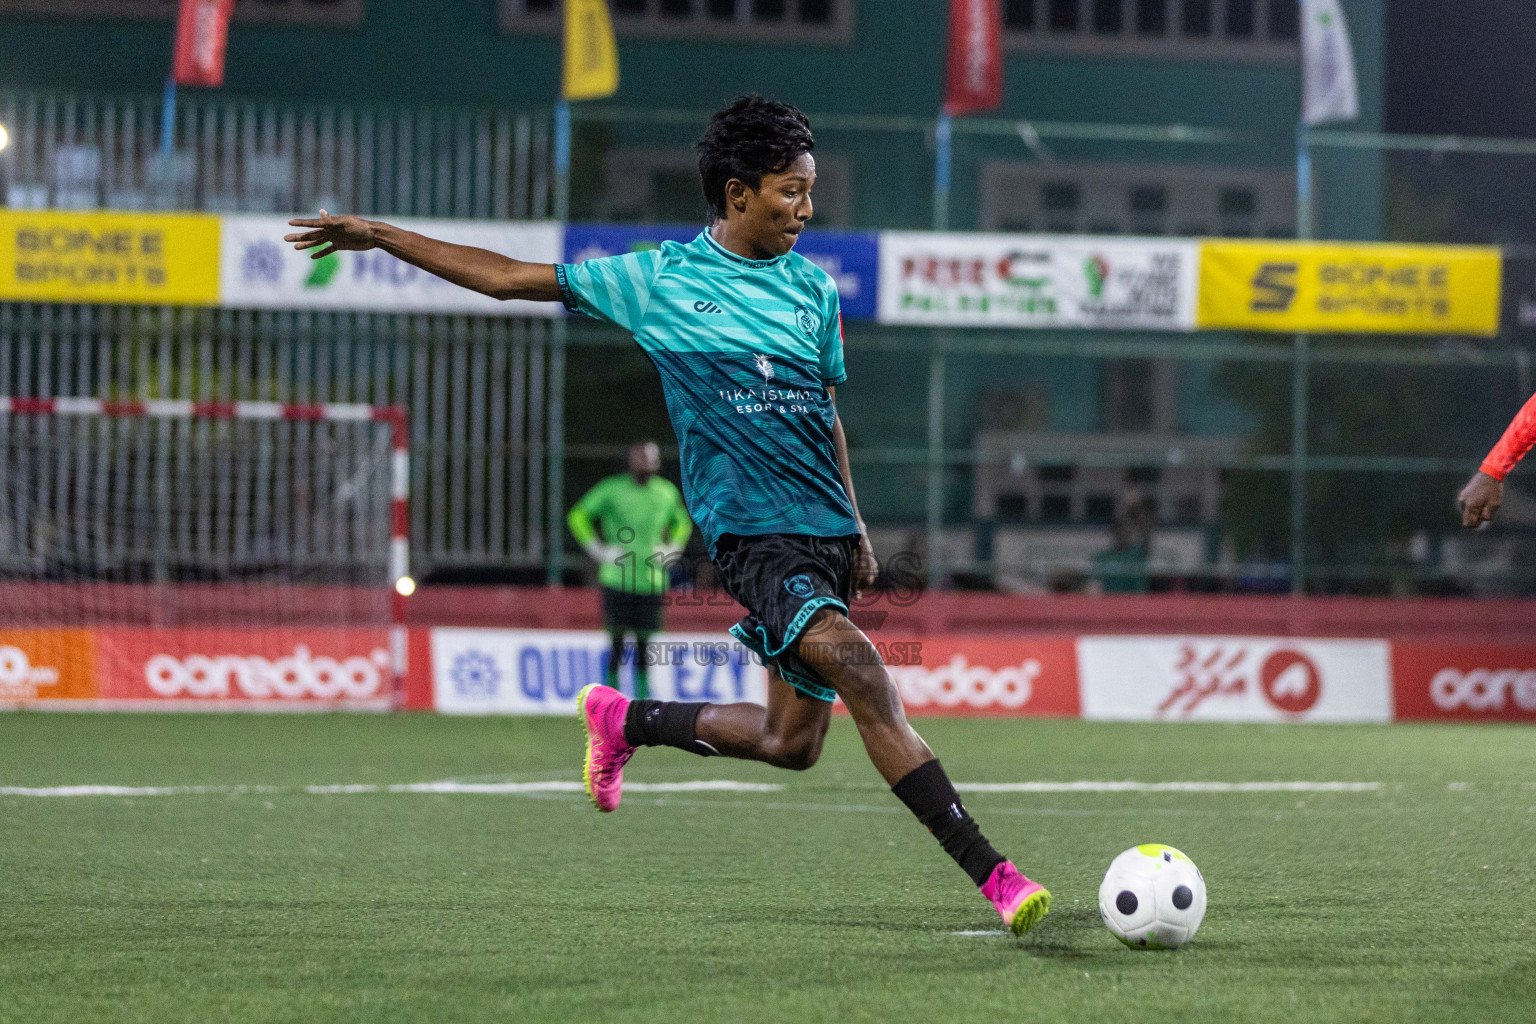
[0,89,554,219]
[3,91,1536,598]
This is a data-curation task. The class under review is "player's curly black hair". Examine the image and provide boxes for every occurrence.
[696,96,815,221]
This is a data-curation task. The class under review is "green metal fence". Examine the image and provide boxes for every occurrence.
[3,89,1534,595]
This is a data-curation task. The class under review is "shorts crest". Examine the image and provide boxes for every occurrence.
[783,573,816,599]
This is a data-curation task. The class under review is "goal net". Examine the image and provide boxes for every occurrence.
[0,398,409,709]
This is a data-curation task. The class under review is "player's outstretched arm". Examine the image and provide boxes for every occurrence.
[284,211,561,302]
[1460,390,1536,527]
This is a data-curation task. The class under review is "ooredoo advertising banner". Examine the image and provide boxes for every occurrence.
[94,628,397,707]
[882,634,1079,717]
[878,232,1198,330]
[432,629,770,715]
[1391,643,1536,722]
[219,216,564,316]
[0,630,99,703]
[1197,240,1502,336]
[1077,636,1393,723]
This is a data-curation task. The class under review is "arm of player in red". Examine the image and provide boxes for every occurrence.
[1459,390,1536,527]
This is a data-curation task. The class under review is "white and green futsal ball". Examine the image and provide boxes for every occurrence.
[1098,844,1207,950]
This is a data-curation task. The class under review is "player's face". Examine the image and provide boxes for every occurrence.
[742,152,816,257]
[628,442,660,479]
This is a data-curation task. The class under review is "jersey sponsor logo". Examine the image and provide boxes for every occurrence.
[783,574,816,599]
[753,353,775,381]
[795,304,820,338]
[693,299,726,314]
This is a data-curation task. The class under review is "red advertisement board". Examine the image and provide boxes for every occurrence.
[880,634,1080,717]
[95,628,397,706]
[1391,642,1536,722]
[0,629,99,702]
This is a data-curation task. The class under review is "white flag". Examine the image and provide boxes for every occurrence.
[1302,0,1359,125]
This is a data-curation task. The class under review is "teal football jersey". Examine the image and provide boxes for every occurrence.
[556,229,860,555]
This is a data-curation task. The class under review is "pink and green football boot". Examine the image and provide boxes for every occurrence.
[578,683,635,812]
[981,861,1051,937]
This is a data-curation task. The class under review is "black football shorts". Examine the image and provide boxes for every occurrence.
[713,532,861,703]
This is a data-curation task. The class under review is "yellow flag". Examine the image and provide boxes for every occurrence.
[563,0,619,102]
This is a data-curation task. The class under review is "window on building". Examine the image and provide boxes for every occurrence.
[1102,359,1156,433]
[501,0,851,41]
[1038,465,1076,484]
[1181,0,1212,36]
[1047,0,1079,31]
[1084,493,1117,524]
[799,0,831,22]
[1006,0,1295,58]
[1040,495,1074,522]
[1004,0,1035,31]
[1136,0,1167,36]
[1266,0,1298,40]
[981,161,1295,238]
[1226,0,1255,38]
[0,0,361,22]
[1093,0,1122,34]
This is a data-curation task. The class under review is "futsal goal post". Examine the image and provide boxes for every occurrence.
[0,397,410,709]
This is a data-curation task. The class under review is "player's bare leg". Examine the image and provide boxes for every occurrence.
[578,666,829,813]
[580,607,1050,935]
[692,666,832,769]
[791,608,931,783]
[792,607,1050,936]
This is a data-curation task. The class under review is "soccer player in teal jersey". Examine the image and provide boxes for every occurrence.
[286,96,1050,937]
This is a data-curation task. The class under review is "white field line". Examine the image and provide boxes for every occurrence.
[0,780,784,798]
[0,779,1381,799]
[946,792,1382,798]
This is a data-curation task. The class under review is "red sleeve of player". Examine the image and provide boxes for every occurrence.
[1481,391,1536,481]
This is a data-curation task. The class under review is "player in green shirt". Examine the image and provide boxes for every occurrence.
[567,440,693,699]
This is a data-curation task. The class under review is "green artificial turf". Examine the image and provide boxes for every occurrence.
[2,713,1535,1023]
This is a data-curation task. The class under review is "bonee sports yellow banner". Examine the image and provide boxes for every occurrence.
[0,210,220,306]
[1197,240,1502,336]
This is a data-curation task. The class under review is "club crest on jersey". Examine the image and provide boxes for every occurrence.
[784,574,816,599]
[795,304,820,338]
[753,353,774,381]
